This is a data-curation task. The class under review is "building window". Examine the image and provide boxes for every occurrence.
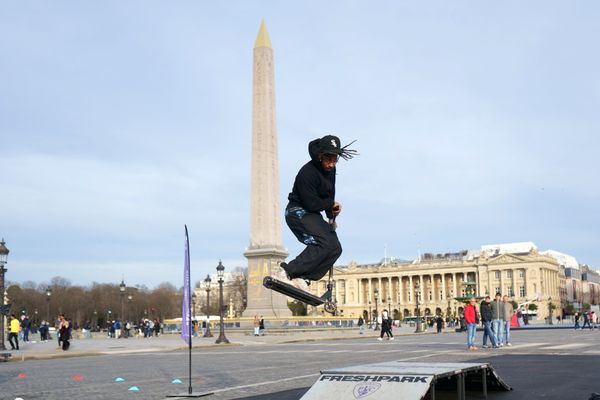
[508,287,514,297]
[429,291,432,301]
[439,290,443,300]
[340,281,345,288]
[519,286,526,297]
[495,271,501,279]
[519,270,525,278]
[507,270,513,279]
[495,287,500,295]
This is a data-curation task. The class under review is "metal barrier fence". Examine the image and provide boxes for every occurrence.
[162,316,361,334]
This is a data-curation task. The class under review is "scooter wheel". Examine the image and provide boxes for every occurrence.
[324,301,337,314]
[263,276,274,288]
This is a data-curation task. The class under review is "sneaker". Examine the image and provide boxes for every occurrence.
[482,345,490,349]
[506,343,512,347]
[390,337,394,341]
[377,337,383,341]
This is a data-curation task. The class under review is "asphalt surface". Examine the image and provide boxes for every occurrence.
[1,328,599,399]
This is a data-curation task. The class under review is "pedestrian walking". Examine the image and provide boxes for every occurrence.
[502,295,514,346]
[259,316,265,335]
[480,296,498,349]
[39,320,49,342]
[517,308,524,327]
[490,293,505,346]
[574,312,580,329]
[464,298,478,350]
[201,319,207,336]
[58,314,70,351]
[114,320,122,339]
[436,315,444,334]
[582,312,591,330]
[378,310,394,341]
[253,315,260,336]
[358,316,365,335]
[21,315,31,342]
[8,314,20,350]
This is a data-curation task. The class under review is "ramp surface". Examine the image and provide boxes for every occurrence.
[301,361,511,400]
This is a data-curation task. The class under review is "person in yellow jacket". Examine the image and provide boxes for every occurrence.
[8,314,20,350]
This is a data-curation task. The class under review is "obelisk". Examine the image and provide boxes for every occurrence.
[243,21,291,317]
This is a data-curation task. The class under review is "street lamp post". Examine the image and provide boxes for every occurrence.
[368,301,372,326]
[119,280,126,321]
[46,287,52,322]
[415,282,423,333]
[93,311,98,331]
[191,293,197,337]
[215,261,229,344]
[374,288,379,330]
[203,274,213,338]
[127,294,133,322]
[192,293,197,320]
[0,239,10,351]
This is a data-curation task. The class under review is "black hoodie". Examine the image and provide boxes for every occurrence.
[287,138,336,219]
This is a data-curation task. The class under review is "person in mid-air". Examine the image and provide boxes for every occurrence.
[277,135,357,290]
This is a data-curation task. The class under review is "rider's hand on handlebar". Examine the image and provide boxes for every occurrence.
[332,201,342,216]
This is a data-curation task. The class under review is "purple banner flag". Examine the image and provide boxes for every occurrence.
[181,225,191,345]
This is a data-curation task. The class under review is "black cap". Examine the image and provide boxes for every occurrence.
[318,135,342,155]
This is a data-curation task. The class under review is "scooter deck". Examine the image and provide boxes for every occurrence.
[263,276,330,307]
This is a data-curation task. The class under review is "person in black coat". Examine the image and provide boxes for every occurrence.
[436,316,444,333]
[480,296,498,348]
[278,135,357,289]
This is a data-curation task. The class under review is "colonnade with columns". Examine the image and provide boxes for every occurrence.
[311,261,562,319]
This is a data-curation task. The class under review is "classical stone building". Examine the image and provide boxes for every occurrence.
[310,242,563,321]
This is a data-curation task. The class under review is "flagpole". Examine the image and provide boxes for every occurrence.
[187,226,192,395]
[167,225,213,398]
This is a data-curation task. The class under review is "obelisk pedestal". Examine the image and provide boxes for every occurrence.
[243,21,291,318]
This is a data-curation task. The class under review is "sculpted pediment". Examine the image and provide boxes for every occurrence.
[485,253,526,265]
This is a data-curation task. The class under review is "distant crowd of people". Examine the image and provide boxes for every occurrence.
[106,318,163,338]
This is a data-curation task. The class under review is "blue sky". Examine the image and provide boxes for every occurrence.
[2,1,599,288]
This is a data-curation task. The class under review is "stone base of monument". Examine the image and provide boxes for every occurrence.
[300,361,511,400]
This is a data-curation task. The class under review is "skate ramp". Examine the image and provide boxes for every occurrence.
[300,361,511,400]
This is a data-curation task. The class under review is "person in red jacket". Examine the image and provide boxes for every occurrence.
[464,297,478,350]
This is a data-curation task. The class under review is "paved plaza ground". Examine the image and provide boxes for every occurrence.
[1,325,599,399]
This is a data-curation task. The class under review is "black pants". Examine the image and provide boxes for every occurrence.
[380,322,393,338]
[8,332,19,350]
[285,207,342,281]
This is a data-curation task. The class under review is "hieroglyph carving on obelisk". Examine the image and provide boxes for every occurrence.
[243,21,291,317]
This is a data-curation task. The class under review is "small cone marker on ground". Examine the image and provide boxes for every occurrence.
[128,386,140,391]
[115,377,125,382]
[171,379,182,384]
[72,375,83,381]
[17,373,27,378]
